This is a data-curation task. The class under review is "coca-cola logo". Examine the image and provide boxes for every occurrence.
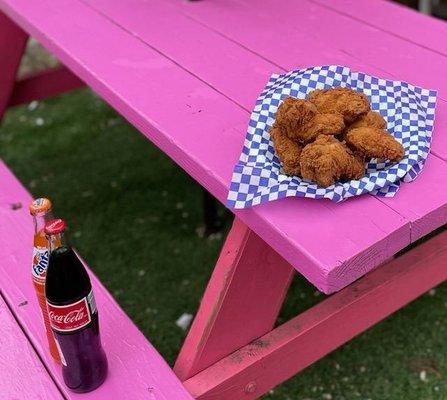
[49,308,85,324]
[47,297,91,332]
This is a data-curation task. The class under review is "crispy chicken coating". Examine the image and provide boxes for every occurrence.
[346,127,405,162]
[347,111,387,131]
[274,97,344,143]
[308,87,370,124]
[270,126,302,175]
[300,135,365,187]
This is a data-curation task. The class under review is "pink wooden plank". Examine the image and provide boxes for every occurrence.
[185,229,447,399]
[233,0,447,160]
[163,0,447,158]
[377,155,447,241]
[8,66,85,107]
[0,295,63,400]
[0,0,411,293]
[0,10,27,118]
[83,0,447,163]
[174,218,294,380]
[311,0,447,56]
[0,161,194,399]
[157,0,447,244]
[82,0,447,275]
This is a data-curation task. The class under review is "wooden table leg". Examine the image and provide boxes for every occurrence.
[174,217,295,380]
[184,229,447,400]
[0,11,28,119]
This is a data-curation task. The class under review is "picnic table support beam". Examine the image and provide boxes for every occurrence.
[7,65,85,108]
[183,229,447,400]
[175,218,294,380]
[0,10,28,119]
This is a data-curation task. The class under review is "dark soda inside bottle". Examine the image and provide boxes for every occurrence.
[45,219,107,393]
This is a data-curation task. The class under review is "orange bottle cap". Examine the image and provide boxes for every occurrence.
[29,198,52,217]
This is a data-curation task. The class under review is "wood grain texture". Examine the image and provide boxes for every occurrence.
[0,0,413,293]
[175,218,294,380]
[0,295,63,400]
[377,155,447,241]
[8,65,85,107]
[159,0,447,269]
[0,10,27,119]
[77,0,415,291]
[84,0,447,286]
[0,160,193,399]
[162,0,447,158]
[163,0,447,156]
[185,230,447,400]
[310,0,447,56]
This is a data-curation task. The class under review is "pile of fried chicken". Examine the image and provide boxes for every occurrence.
[270,87,405,187]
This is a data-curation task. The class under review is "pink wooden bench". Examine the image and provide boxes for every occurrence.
[1,0,447,399]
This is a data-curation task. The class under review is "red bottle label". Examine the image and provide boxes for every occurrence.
[47,295,92,332]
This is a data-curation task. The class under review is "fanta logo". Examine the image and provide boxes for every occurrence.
[47,298,91,332]
[32,249,49,278]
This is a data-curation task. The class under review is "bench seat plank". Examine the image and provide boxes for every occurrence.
[0,161,193,399]
[0,295,64,400]
[0,0,412,293]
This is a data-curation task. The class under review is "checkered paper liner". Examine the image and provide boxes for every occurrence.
[227,65,437,209]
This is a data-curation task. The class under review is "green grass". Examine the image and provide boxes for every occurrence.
[1,89,446,400]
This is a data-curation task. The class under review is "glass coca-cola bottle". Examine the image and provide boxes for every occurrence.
[45,219,107,393]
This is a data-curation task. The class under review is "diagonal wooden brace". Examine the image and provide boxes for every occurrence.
[184,229,447,399]
[175,218,295,380]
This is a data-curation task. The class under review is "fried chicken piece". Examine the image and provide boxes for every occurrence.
[274,96,344,143]
[300,135,365,187]
[347,111,387,131]
[346,127,405,162]
[270,126,302,175]
[308,87,370,124]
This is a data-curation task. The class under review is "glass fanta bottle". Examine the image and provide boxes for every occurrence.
[29,198,61,362]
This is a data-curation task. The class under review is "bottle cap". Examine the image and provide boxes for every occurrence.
[44,219,67,235]
[29,198,52,217]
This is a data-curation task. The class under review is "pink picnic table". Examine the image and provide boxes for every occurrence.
[1,0,447,399]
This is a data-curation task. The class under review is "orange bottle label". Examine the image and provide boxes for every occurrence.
[31,229,61,363]
[31,230,61,284]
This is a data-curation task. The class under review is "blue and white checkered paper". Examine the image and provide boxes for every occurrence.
[227,65,437,208]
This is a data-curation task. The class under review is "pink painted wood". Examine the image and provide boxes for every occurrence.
[8,66,85,107]
[311,0,447,56]
[81,0,447,278]
[184,229,447,399]
[174,0,447,160]
[0,295,64,400]
[174,218,294,380]
[0,0,413,293]
[0,161,194,399]
[160,0,447,242]
[0,10,27,119]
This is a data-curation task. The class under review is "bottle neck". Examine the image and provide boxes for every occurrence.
[47,231,65,253]
[33,211,54,234]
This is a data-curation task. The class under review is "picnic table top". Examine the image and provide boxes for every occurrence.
[1,0,447,294]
